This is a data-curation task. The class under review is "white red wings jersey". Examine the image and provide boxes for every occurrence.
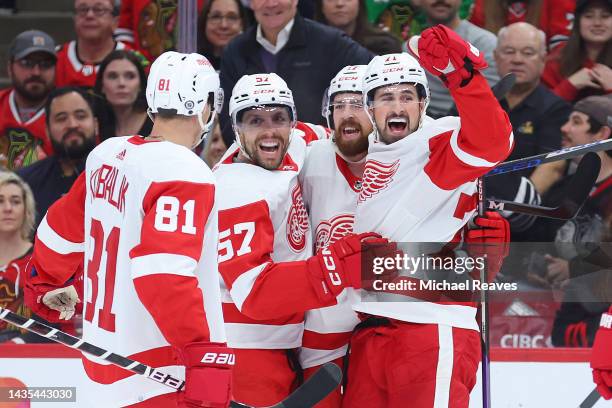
[214,135,312,349]
[55,41,131,88]
[31,135,225,406]
[0,89,52,170]
[299,138,361,368]
[353,74,514,330]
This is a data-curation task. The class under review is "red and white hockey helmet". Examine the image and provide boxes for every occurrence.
[362,53,430,113]
[146,51,223,145]
[323,65,367,129]
[229,73,296,125]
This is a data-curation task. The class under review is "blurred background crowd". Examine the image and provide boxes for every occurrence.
[0,0,610,349]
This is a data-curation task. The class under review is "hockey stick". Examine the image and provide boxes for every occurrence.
[485,152,601,219]
[0,307,186,390]
[579,388,601,408]
[0,307,342,408]
[486,139,612,178]
[229,362,342,408]
[476,176,491,408]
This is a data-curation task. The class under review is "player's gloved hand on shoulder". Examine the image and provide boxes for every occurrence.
[591,308,612,400]
[466,211,510,282]
[408,24,487,90]
[178,342,234,408]
[306,232,394,300]
[25,267,80,323]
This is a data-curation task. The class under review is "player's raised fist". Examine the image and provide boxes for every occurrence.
[408,24,487,90]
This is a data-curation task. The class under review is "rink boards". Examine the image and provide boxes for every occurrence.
[0,345,610,407]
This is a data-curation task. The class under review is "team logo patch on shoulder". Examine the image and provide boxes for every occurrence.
[287,184,309,252]
[315,214,354,252]
[358,159,399,203]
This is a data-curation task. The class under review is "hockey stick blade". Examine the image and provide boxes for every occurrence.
[486,152,601,219]
[230,362,342,408]
[491,73,516,101]
[487,139,612,177]
[579,387,602,408]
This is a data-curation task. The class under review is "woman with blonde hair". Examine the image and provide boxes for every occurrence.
[0,171,36,341]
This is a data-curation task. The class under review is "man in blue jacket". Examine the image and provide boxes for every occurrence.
[219,0,373,146]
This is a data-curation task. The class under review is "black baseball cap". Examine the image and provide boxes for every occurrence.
[574,95,612,127]
[9,30,56,60]
[575,0,612,16]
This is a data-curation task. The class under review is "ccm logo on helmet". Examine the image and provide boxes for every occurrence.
[255,76,270,83]
[201,352,236,365]
[322,248,342,286]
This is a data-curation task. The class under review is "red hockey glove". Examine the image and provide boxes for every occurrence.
[306,232,393,300]
[591,309,612,400]
[466,211,510,282]
[408,24,488,90]
[178,342,234,408]
[24,267,81,323]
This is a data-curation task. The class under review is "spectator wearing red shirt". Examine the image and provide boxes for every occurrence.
[56,0,133,88]
[0,30,56,171]
[469,0,575,51]
[541,0,612,103]
[0,171,35,343]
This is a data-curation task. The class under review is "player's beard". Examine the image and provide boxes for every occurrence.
[334,118,369,158]
[51,129,96,160]
[13,76,53,104]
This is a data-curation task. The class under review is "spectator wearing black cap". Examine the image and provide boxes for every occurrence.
[55,0,135,89]
[542,0,612,103]
[0,30,57,171]
[17,87,99,227]
[527,95,612,289]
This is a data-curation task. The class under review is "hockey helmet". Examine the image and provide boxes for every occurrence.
[146,51,223,146]
[323,65,368,130]
[362,53,430,114]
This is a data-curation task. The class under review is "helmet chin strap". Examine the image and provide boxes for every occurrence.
[192,111,215,150]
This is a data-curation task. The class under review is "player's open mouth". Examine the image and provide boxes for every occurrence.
[387,117,408,134]
[341,126,360,139]
[259,140,281,153]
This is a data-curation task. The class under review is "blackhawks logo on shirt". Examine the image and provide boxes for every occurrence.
[0,128,41,170]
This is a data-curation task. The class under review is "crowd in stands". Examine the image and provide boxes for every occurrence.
[0,0,610,348]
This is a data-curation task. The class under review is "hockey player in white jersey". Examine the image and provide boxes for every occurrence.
[299,65,371,408]
[345,25,514,407]
[214,73,390,407]
[24,52,233,408]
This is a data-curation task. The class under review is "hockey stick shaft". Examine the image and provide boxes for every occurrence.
[579,388,601,408]
[486,139,612,177]
[477,178,492,408]
[0,307,185,391]
[485,152,601,219]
